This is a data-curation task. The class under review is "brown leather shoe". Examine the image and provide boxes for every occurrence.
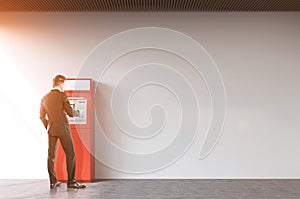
[50,181,61,189]
[67,181,86,189]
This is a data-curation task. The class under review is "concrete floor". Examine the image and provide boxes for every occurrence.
[1,179,300,199]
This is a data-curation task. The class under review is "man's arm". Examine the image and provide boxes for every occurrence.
[63,94,74,117]
[40,101,48,129]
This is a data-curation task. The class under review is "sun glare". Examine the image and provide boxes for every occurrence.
[0,47,47,179]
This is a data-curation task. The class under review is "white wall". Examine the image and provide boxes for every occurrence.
[0,12,299,179]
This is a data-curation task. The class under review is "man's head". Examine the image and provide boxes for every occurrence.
[53,74,66,89]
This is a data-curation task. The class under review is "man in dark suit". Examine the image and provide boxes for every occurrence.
[40,74,86,189]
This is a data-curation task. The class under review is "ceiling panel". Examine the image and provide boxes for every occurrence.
[0,0,299,12]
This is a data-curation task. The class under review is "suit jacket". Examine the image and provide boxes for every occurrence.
[40,89,74,136]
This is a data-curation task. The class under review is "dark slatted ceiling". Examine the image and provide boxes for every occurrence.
[0,0,299,12]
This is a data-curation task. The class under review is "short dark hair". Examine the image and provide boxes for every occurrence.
[53,74,66,87]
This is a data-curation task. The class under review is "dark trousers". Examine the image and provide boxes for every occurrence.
[48,133,76,184]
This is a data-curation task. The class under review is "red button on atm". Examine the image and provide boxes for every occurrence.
[55,78,94,182]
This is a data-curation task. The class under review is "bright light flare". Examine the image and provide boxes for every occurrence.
[0,47,47,179]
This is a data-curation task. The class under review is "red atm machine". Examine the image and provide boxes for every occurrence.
[55,78,94,182]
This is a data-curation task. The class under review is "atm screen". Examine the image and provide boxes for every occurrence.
[68,98,87,124]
